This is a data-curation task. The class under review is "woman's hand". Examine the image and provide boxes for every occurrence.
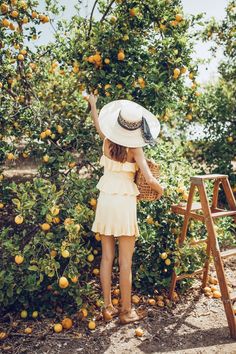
[156,184,165,199]
[88,93,98,108]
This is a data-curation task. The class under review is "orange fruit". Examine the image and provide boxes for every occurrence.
[50,250,57,258]
[117,51,125,61]
[15,255,24,265]
[0,203,4,209]
[32,11,38,19]
[180,66,187,74]
[15,215,24,224]
[148,298,156,306]
[165,258,171,266]
[32,311,38,318]
[160,252,168,260]
[11,10,19,18]
[87,254,94,262]
[50,206,60,216]
[43,155,49,162]
[210,285,218,292]
[7,152,15,160]
[81,308,88,317]
[89,198,97,206]
[175,14,183,22]
[62,250,70,258]
[71,276,78,283]
[24,327,32,334]
[1,18,10,27]
[45,128,52,136]
[59,276,69,289]
[88,320,96,330]
[129,7,137,16]
[61,317,73,329]
[40,131,47,139]
[54,323,63,333]
[157,300,165,307]
[64,218,74,225]
[104,58,110,64]
[0,332,7,340]
[203,287,211,293]
[57,125,63,134]
[173,68,180,77]
[112,298,119,305]
[113,288,120,296]
[20,310,28,318]
[17,54,24,61]
[95,233,101,241]
[92,268,99,275]
[135,327,144,337]
[212,290,221,299]
[1,4,9,13]
[132,294,140,304]
[41,223,50,231]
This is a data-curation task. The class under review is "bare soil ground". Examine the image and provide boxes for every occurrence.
[0,258,236,354]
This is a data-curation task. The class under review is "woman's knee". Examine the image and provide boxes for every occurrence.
[118,256,132,270]
[101,252,115,264]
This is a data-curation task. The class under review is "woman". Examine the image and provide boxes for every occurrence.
[88,93,164,324]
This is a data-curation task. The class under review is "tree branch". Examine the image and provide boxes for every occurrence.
[86,0,99,40]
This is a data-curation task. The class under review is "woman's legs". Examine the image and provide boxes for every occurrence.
[100,235,116,307]
[118,235,136,312]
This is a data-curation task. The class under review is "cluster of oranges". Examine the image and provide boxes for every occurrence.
[0,2,49,31]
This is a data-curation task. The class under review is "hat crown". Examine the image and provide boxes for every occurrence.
[120,101,142,123]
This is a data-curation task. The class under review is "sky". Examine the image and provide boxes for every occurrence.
[36,0,229,84]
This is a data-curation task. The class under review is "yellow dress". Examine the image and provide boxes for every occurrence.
[91,138,140,239]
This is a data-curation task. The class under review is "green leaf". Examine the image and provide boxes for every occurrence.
[28,265,39,271]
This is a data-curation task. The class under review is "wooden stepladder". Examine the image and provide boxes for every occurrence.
[169,174,236,339]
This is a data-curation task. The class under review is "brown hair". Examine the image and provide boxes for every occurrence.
[107,138,128,163]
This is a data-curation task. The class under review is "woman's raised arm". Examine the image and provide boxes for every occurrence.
[88,93,105,140]
[132,147,164,198]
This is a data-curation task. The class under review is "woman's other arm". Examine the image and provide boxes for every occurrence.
[88,93,105,140]
[132,147,164,197]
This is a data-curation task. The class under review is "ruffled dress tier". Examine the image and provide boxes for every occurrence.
[91,140,140,239]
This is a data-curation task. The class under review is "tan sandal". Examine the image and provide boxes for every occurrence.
[119,307,147,325]
[102,304,119,322]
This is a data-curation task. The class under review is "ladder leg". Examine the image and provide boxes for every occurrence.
[169,183,196,300]
[221,177,236,223]
[198,182,236,339]
[203,179,221,287]
[179,183,196,244]
[202,239,211,288]
[211,179,221,209]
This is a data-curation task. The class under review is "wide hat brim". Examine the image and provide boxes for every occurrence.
[98,99,161,148]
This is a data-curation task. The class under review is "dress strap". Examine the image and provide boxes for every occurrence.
[102,137,107,153]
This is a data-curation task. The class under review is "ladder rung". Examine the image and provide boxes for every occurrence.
[171,206,205,222]
[211,210,236,218]
[176,268,203,280]
[221,248,236,258]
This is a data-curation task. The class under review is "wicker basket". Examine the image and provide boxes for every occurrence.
[134,159,161,201]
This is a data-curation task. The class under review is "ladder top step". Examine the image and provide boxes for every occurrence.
[191,174,228,181]
[220,248,236,258]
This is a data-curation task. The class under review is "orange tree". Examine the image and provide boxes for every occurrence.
[0,0,234,317]
[186,0,236,191]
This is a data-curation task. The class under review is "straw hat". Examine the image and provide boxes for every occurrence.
[98,99,161,148]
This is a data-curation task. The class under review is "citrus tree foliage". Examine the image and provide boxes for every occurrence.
[188,1,236,188]
[0,0,234,314]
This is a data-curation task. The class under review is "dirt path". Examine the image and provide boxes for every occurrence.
[0,258,236,354]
